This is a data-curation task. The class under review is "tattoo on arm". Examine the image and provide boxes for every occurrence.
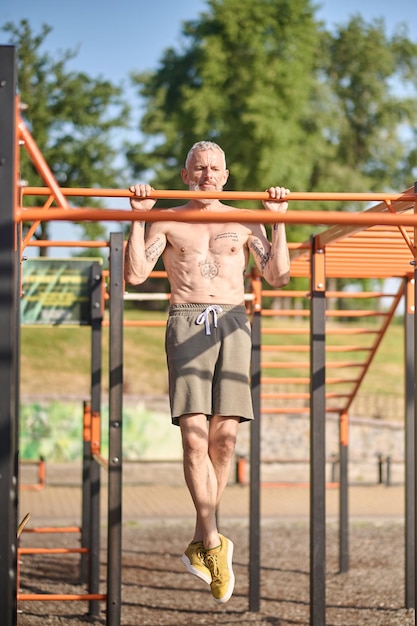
[250,239,270,272]
[145,236,164,262]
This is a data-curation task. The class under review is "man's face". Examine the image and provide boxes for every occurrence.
[181,149,229,192]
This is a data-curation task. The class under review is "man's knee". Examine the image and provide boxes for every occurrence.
[210,417,239,456]
[180,413,208,456]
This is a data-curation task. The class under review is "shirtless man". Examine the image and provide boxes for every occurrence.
[124,141,290,604]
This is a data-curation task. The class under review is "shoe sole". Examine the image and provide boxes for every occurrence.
[181,553,211,585]
[213,537,235,604]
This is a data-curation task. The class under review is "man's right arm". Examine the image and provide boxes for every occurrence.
[124,184,167,285]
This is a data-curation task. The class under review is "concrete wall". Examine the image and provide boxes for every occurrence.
[235,413,405,484]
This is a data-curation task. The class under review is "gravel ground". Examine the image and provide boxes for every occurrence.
[17,519,415,626]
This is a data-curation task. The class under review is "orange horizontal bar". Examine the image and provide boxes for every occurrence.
[17,593,106,601]
[26,240,108,248]
[260,407,341,414]
[103,320,167,327]
[262,309,386,317]
[262,377,310,384]
[261,345,371,353]
[262,361,363,369]
[15,207,417,227]
[261,482,339,488]
[261,377,359,384]
[262,309,310,316]
[327,328,380,334]
[262,392,310,399]
[261,328,311,335]
[261,392,352,399]
[19,484,45,491]
[262,362,310,369]
[326,346,372,352]
[261,407,311,414]
[261,328,379,335]
[23,526,80,534]
[262,290,310,297]
[262,290,396,298]
[19,547,88,554]
[22,186,416,203]
[326,310,386,316]
[262,345,310,352]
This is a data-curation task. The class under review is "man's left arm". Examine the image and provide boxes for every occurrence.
[249,186,291,288]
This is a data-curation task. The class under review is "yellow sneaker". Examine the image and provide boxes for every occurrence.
[181,541,211,584]
[204,534,235,604]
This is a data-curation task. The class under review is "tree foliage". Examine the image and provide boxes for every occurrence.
[316,16,417,196]
[3,19,130,247]
[128,0,319,197]
[127,0,417,244]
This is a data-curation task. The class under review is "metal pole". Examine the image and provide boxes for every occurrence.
[107,233,124,626]
[0,45,18,626]
[88,262,103,615]
[309,236,326,626]
[339,411,349,573]
[249,272,262,612]
[81,400,91,583]
[406,276,416,608]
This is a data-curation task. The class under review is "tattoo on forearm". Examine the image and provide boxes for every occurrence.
[250,240,270,271]
[199,259,220,279]
[145,237,164,262]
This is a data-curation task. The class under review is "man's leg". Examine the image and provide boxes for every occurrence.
[180,413,239,549]
[208,414,240,511]
[180,413,239,603]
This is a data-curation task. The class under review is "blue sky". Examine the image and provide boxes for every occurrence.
[2,0,416,252]
[3,0,416,90]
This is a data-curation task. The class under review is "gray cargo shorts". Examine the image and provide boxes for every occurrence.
[165,304,255,426]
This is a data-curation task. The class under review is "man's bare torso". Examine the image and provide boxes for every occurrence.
[148,207,263,305]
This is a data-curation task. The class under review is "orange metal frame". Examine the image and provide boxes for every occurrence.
[17,404,106,604]
[15,112,417,598]
[19,458,46,491]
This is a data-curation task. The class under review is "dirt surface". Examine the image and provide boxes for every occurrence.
[17,519,415,626]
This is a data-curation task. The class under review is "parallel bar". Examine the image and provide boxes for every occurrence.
[16,207,417,228]
[107,233,124,626]
[19,547,88,555]
[309,237,326,626]
[21,185,417,203]
[17,593,106,601]
[0,45,18,626]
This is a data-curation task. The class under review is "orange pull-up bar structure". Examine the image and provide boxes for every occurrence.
[2,43,417,626]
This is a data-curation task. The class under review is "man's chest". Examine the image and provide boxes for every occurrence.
[165,223,249,256]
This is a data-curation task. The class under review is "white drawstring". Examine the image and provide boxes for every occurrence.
[195,305,223,335]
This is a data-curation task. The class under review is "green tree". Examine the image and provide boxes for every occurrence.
[127,0,321,209]
[314,15,417,198]
[127,2,417,249]
[3,19,130,252]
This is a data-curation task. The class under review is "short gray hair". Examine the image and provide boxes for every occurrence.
[185,141,227,169]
